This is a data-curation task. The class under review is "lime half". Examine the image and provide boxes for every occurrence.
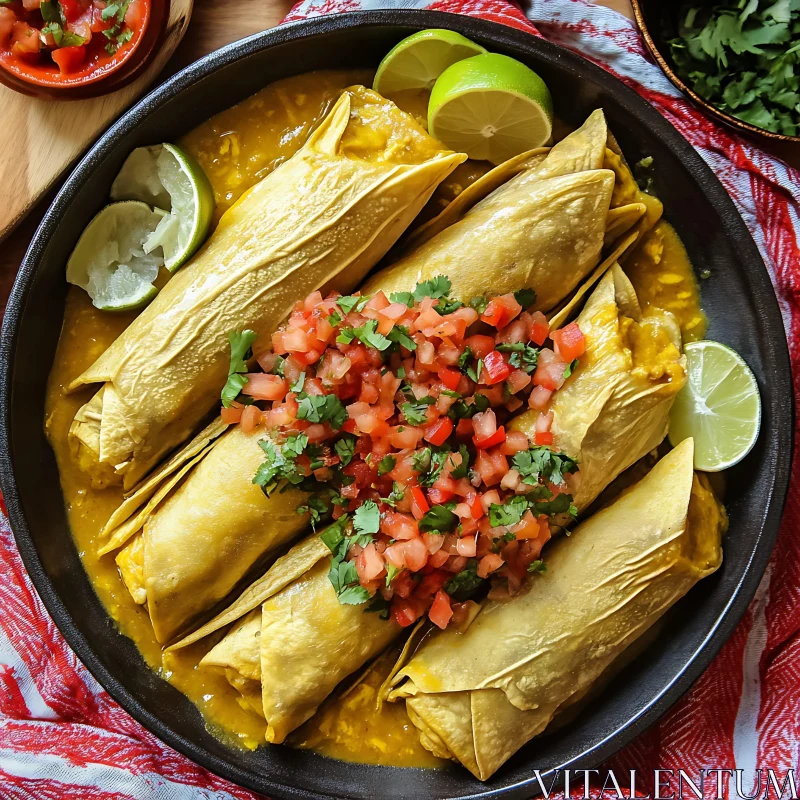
[669,340,762,472]
[111,143,214,272]
[429,53,554,165]
[374,29,487,96]
[66,201,166,311]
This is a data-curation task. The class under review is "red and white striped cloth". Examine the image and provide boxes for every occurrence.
[0,1,798,797]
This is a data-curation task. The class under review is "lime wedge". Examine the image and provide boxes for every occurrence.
[428,53,554,165]
[111,143,214,272]
[669,340,762,471]
[374,29,487,96]
[66,201,165,312]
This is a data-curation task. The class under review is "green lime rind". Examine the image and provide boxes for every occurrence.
[668,340,762,472]
[374,29,487,96]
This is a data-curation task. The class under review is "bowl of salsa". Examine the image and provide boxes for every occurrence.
[0,0,167,99]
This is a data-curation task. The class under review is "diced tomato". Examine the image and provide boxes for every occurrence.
[469,494,484,519]
[384,538,428,571]
[392,597,426,628]
[427,487,454,505]
[477,553,504,578]
[410,486,430,519]
[11,21,40,56]
[481,294,522,328]
[456,535,477,557]
[391,569,415,598]
[506,369,531,394]
[242,373,287,401]
[472,409,496,441]
[535,431,554,445]
[533,348,567,391]
[356,543,385,584]
[464,334,496,359]
[475,449,508,487]
[482,350,511,385]
[536,410,553,434]
[59,0,83,21]
[423,533,445,554]
[473,426,506,449]
[240,405,263,433]
[428,549,450,568]
[428,590,453,629]
[388,425,422,450]
[455,418,474,440]
[220,406,243,425]
[528,385,553,410]
[437,367,461,391]
[0,9,15,48]
[415,570,448,600]
[424,417,452,446]
[552,322,586,362]
[529,311,549,345]
[380,511,419,541]
[501,469,521,492]
[500,430,530,455]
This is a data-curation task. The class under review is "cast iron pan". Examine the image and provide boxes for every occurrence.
[0,11,793,800]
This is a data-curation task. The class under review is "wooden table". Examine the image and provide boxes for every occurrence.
[1,0,796,305]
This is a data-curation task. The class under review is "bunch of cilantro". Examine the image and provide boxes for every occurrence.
[668,0,799,135]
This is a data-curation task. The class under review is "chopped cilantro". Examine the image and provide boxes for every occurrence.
[381,482,405,508]
[385,564,401,587]
[449,444,471,479]
[458,346,474,372]
[413,275,452,302]
[290,372,306,393]
[527,560,547,574]
[395,366,406,379]
[252,436,305,492]
[336,295,370,314]
[435,297,464,315]
[440,388,461,398]
[387,325,417,351]
[221,329,257,407]
[353,500,381,535]
[402,398,434,425]
[496,342,540,373]
[412,447,432,474]
[353,319,392,351]
[512,447,579,487]
[364,593,391,618]
[378,455,396,476]
[448,393,490,421]
[466,358,483,383]
[563,358,580,379]
[418,448,450,488]
[296,393,348,429]
[297,495,331,529]
[334,435,356,467]
[327,310,343,326]
[489,496,530,528]
[419,505,458,533]
[444,560,484,600]
[514,288,537,308]
[390,291,415,308]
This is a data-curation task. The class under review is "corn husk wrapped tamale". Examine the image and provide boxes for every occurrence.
[388,439,726,780]
[68,86,465,490]
[180,267,688,743]
[511,265,686,518]
[105,112,622,644]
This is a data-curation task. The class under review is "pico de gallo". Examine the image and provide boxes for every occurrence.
[220,276,587,631]
[0,0,148,84]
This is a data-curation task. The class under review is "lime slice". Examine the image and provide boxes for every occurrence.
[669,340,762,472]
[110,143,214,272]
[66,201,165,312]
[374,29,487,96]
[428,53,554,165]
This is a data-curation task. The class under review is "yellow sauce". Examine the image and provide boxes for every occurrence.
[625,220,708,342]
[292,648,444,768]
[43,69,708,769]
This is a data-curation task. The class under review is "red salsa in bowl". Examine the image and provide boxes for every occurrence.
[0,0,165,98]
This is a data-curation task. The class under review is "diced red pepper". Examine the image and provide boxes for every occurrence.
[534,431,554,445]
[427,487,454,505]
[424,417,453,446]
[482,350,511,385]
[437,367,461,391]
[410,486,430,519]
[473,426,506,450]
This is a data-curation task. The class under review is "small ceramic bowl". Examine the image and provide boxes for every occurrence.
[631,0,800,144]
[0,0,169,100]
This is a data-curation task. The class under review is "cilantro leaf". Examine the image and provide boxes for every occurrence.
[512,447,579,487]
[253,437,305,491]
[402,398,434,425]
[222,329,257,407]
[387,324,417,351]
[413,275,452,302]
[514,288,537,308]
[448,393,490,421]
[418,448,450,488]
[378,455,396,476]
[419,505,458,533]
[381,482,405,508]
[527,560,547,574]
[385,564,401,587]
[335,435,356,467]
[297,495,331,530]
[353,319,392,351]
[389,291,415,308]
[444,560,484,600]
[489,496,530,528]
[458,346,474,372]
[496,342,540,373]
[353,500,381,535]
[336,295,370,314]
[364,593,391,617]
[296,393,348,429]
[449,444,471,480]
[563,358,580,379]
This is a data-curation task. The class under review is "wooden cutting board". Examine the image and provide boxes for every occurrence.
[0,0,193,241]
